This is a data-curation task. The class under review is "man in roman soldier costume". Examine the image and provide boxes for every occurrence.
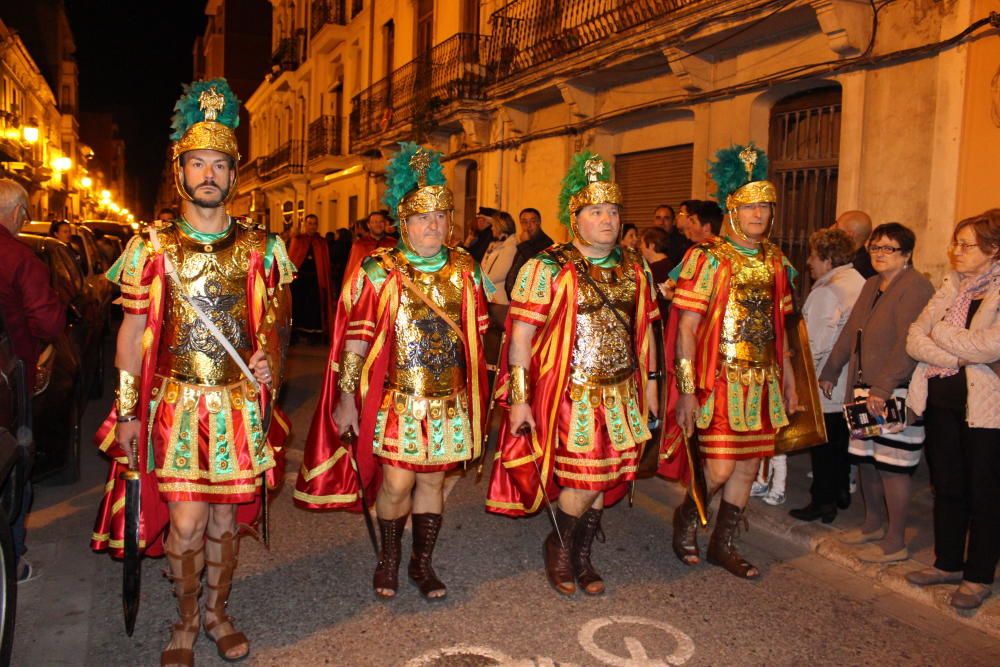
[294,143,490,600]
[90,79,294,665]
[486,152,660,596]
[660,144,799,579]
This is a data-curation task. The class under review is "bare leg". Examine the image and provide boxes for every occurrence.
[412,471,446,515]
[721,458,759,508]
[857,463,885,534]
[203,503,249,660]
[877,471,911,554]
[410,471,448,599]
[164,501,210,659]
[558,487,601,518]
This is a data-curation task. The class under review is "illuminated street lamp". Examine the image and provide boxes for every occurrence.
[53,156,72,171]
[22,125,39,144]
[110,203,121,213]
[80,176,93,189]
[100,189,111,200]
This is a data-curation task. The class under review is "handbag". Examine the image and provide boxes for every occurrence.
[842,329,907,439]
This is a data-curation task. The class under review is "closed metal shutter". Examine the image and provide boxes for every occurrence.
[614,144,694,230]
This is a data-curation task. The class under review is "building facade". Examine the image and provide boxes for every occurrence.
[239,0,1000,283]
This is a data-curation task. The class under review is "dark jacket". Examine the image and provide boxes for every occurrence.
[504,230,555,300]
[666,227,692,272]
[852,246,876,279]
[0,226,66,389]
[465,227,495,263]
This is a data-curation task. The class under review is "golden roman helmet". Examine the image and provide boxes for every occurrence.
[384,144,455,253]
[559,152,622,247]
[170,80,242,204]
[712,144,777,244]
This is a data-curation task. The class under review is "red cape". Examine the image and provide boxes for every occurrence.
[91,225,290,559]
[342,236,396,287]
[486,251,658,517]
[294,247,490,511]
[288,232,336,340]
[657,239,794,485]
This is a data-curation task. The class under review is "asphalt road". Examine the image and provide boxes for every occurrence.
[13,343,998,666]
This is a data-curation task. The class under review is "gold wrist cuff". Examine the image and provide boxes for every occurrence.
[338,350,364,394]
[115,369,140,418]
[509,365,530,404]
[675,358,696,395]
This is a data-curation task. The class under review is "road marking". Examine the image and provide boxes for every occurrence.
[404,644,574,667]
[578,615,695,666]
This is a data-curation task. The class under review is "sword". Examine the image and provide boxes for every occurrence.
[258,391,272,548]
[681,428,709,526]
[341,427,379,557]
[121,436,141,636]
[476,329,508,482]
[519,423,564,548]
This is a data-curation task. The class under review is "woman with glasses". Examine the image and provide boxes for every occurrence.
[904,209,1000,610]
[818,223,933,563]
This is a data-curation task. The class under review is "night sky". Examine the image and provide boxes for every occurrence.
[64,1,208,217]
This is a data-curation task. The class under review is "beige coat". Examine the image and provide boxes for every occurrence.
[906,271,1000,428]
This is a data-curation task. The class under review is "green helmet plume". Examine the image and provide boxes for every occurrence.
[558,151,611,229]
[708,142,769,208]
[170,78,241,141]
[382,142,446,220]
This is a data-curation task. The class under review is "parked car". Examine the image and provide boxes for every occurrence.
[0,310,30,664]
[81,220,135,267]
[15,234,97,483]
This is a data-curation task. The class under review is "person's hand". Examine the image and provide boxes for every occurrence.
[646,379,659,418]
[333,392,360,437]
[818,380,835,400]
[676,393,698,437]
[658,280,675,300]
[509,402,536,435]
[115,419,141,470]
[866,394,887,418]
[783,376,801,415]
[249,349,271,385]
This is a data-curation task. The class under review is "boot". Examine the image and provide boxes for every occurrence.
[671,494,701,566]
[161,544,204,667]
[203,532,250,663]
[408,513,446,600]
[706,500,758,579]
[373,515,407,598]
[572,508,605,595]
[544,508,578,596]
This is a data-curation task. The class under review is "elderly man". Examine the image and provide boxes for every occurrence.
[488,152,660,596]
[463,205,497,262]
[90,79,293,665]
[662,144,800,580]
[296,143,490,602]
[0,179,65,583]
[835,210,876,278]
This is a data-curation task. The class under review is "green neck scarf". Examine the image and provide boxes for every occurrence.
[397,240,449,272]
[579,245,622,268]
[177,217,232,243]
[724,236,760,257]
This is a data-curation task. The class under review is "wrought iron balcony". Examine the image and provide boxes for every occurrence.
[349,33,491,148]
[271,32,304,72]
[311,0,346,37]
[489,0,699,82]
[307,115,342,160]
[258,141,304,180]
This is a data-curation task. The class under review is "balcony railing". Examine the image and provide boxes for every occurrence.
[311,0,346,37]
[489,0,700,81]
[307,115,342,159]
[258,141,304,180]
[350,33,491,147]
[271,31,304,72]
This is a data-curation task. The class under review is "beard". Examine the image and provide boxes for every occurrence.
[183,180,229,208]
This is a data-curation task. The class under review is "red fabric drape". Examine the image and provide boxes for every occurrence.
[288,233,336,340]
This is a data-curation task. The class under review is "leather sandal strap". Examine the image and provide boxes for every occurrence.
[203,611,234,633]
[160,647,195,667]
[212,630,249,656]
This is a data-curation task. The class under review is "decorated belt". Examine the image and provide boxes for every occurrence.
[717,360,780,387]
[152,374,259,414]
[386,388,467,422]
[161,369,246,387]
[568,366,635,388]
[567,371,637,406]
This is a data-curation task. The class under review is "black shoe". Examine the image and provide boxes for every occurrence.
[836,490,851,510]
[788,503,837,524]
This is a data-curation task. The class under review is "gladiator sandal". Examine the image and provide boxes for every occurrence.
[373,516,408,599]
[408,513,447,600]
[706,499,759,579]
[544,508,579,596]
[672,494,701,566]
[161,544,204,667]
[203,532,250,662]
[572,508,606,595]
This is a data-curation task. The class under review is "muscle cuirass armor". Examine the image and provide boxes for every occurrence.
[717,242,776,367]
[387,253,467,397]
[156,221,262,385]
[560,247,638,385]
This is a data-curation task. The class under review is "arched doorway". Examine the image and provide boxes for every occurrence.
[768,85,841,299]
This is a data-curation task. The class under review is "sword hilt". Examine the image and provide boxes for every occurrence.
[122,436,140,480]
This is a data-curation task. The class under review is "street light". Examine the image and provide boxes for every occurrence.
[100,189,111,200]
[53,156,72,171]
[80,176,93,189]
[22,125,39,144]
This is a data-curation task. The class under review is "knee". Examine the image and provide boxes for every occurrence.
[208,505,237,533]
[380,475,414,504]
[414,472,445,494]
[170,513,208,545]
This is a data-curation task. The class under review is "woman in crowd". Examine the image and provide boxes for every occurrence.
[621,223,639,250]
[481,210,518,303]
[905,209,1000,610]
[819,223,933,563]
[789,228,865,522]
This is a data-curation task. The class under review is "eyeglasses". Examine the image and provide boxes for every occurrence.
[950,241,980,252]
[867,244,902,255]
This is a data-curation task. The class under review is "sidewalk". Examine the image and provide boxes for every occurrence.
[650,451,1000,640]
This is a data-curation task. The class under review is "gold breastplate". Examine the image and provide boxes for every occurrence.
[156,223,259,385]
[717,243,776,365]
[388,255,467,397]
[557,246,638,385]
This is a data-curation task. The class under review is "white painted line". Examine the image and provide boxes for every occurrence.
[578,615,695,666]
